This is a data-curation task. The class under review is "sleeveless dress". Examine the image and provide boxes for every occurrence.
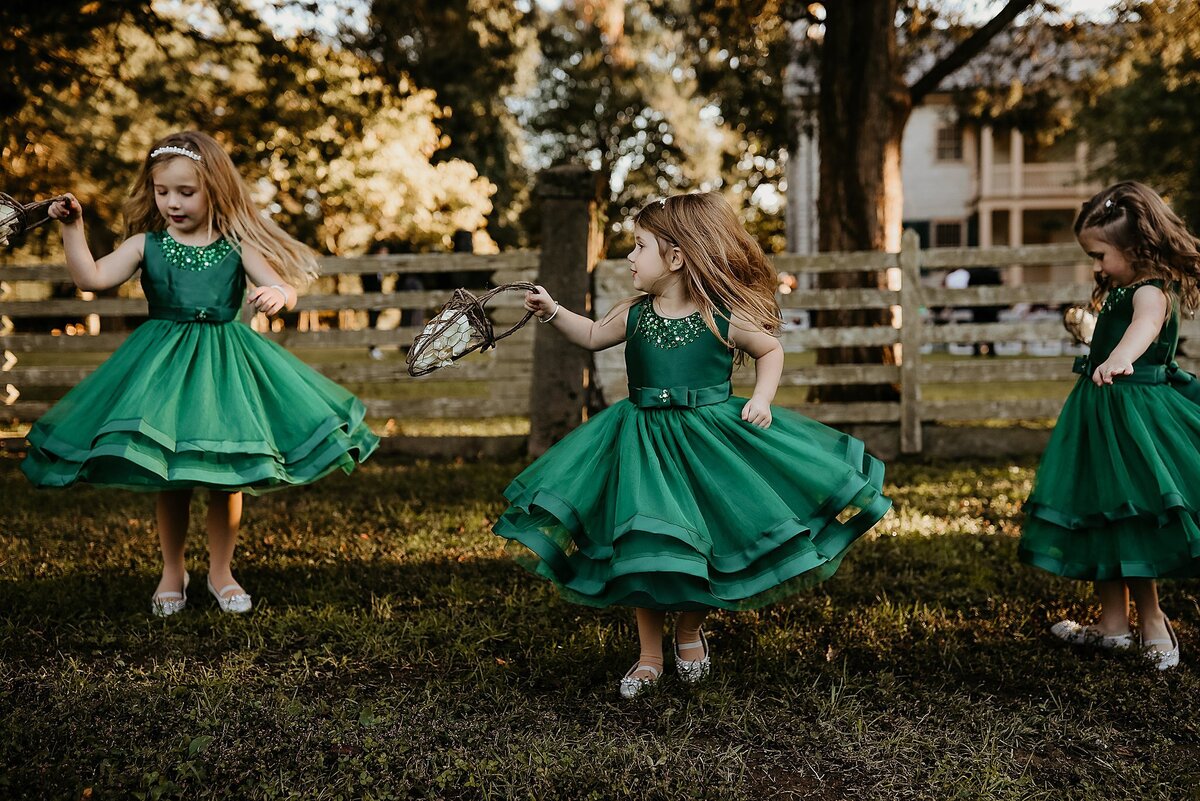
[493,296,892,610]
[21,231,378,493]
[1021,279,1200,578]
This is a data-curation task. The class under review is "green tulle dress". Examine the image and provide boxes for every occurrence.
[1021,279,1200,579]
[493,296,892,610]
[21,231,378,493]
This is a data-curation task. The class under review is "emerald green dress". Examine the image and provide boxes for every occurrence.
[1021,279,1200,579]
[493,296,892,610]
[21,231,378,493]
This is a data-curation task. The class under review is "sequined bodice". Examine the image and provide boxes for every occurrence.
[156,232,234,271]
[1089,279,1178,370]
[624,295,733,390]
[140,230,245,321]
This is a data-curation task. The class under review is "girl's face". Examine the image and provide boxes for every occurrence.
[627,224,681,293]
[153,157,209,238]
[1078,228,1136,286]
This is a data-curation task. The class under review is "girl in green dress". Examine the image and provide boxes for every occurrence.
[495,193,892,698]
[1021,181,1200,670]
[23,131,378,616]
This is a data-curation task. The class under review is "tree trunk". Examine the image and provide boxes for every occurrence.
[811,0,911,402]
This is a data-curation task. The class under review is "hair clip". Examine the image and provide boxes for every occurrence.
[150,145,201,162]
[1104,198,1115,209]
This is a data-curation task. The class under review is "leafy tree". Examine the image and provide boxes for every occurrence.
[1076,0,1200,228]
[521,0,762,253]
[1,1,495,257]
[359,0,537,247]
[655,1,1047,401]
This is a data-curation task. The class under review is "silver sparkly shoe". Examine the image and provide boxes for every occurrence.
[1050,619,1134,650]
[151,571,189,617]
[1142,617,1180,671]
[674,629,711,684]
[618,663,661,700]
[207,577,252,614]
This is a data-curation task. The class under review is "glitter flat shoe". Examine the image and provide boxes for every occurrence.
[618,663,661,699]
[674,629,711,684]
[1142,617,1180,671]
[151,571,189,617]
[1049,619,1134,650]
[207,576,252,614]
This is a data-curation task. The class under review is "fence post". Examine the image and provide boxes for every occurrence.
[898,228,923,454]
[528,165,601,456]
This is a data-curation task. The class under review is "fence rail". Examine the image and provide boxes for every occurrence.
[593,233,1094,454]
[2,193,1105,456]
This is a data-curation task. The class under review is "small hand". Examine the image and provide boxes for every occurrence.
[741,396,773,429]
[248,284,288,315]
[524,285,557,320]
[48,193,82,224]
[1092,358,1133,386]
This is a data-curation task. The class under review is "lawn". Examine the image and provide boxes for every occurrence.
[2,453,1198,800]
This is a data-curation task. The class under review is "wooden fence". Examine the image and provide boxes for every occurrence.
[593,231,1111,457]
[0,251,540,423]
[5,181,1187,458]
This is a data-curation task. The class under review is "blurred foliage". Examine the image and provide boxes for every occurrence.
[2,1,496,258]
[521,1,753,254]
[356,0,538,250]
[0,0,155,119]
[1075,0,1200,229]
[361,0,781,254]
[648,0,795,219]
[9,0,1200,260]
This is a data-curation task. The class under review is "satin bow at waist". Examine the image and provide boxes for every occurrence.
[1072,355,1200,392]
[628,380,732,409]
[148,304,239,323]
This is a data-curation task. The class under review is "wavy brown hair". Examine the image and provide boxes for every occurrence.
[605,192,780,358]
[123,131,318,287]
[1077,181,1200,314]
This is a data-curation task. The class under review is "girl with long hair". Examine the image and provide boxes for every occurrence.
[1022,181,1200,670]
[494,192,892,697]
[23,131,378,616]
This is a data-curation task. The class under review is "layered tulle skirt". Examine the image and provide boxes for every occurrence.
[493,397,891,610]
[1021,379,1200,579]
[22,320,378,493]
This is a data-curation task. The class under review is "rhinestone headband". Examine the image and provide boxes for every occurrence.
[150,146,201,162]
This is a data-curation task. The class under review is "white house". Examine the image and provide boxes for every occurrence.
[785,20,1104,287]
[901,94,1099,285]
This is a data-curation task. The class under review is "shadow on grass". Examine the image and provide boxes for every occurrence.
[5,454,1200,799]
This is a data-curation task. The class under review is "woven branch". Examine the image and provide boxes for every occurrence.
[0,193,65,247]
[406,281,538,376]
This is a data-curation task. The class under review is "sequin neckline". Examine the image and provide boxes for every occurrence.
[157,231,233,271]
[634,297,708,349]
[1100,280,1158,315]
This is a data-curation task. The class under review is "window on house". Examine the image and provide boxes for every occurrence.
[933,220,964,248]
[936,122,964,161]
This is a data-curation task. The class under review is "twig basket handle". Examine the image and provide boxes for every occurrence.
[0,193,65,244]
[406,281,539,376]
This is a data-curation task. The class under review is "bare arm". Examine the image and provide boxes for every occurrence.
[48,194,142,291]
[729,311,784,429]
[1092,284,1169,385]
[524,285,628,351]
[241,245,298,315]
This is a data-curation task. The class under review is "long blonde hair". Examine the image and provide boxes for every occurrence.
[123,131,319,287]
[611,192,780,354]
[1077,181,1200,314]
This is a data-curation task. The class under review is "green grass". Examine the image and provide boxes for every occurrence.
[3,455,1200,800]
